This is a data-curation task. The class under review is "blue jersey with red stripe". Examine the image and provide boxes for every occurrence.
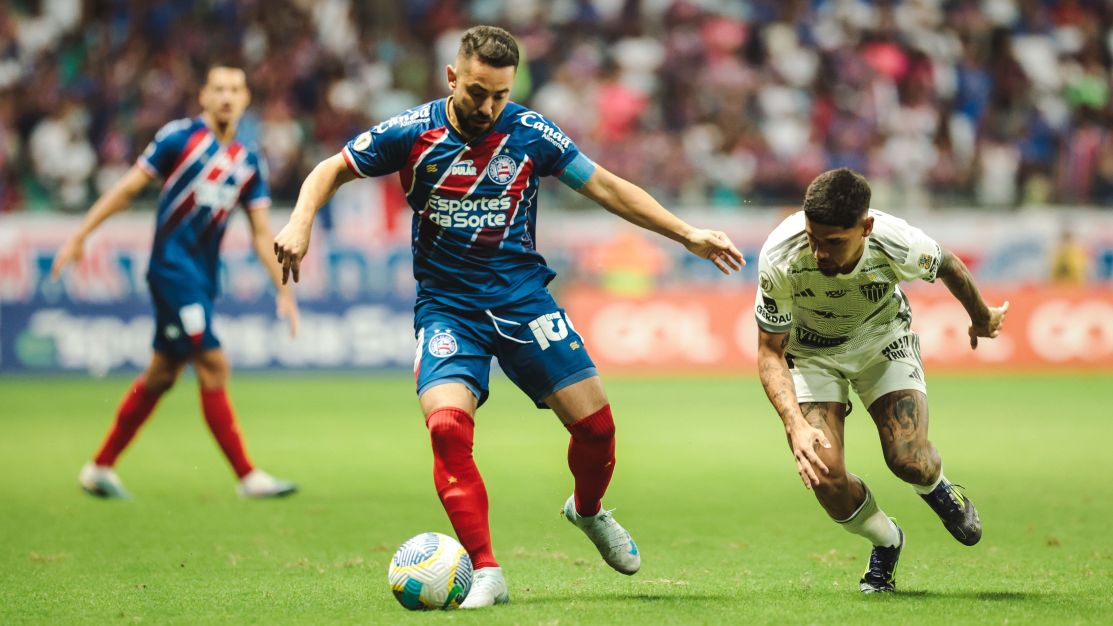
[138,117,270,296]
[342,98,597,309]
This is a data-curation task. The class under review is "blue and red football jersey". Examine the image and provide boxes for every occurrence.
[138,117,270,296]
[342,99,597,309]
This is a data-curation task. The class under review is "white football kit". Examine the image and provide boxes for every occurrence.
[755,210,943,409]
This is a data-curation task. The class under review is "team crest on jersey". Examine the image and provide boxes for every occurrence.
[486,155,518,184]
[759,272,772,292]
[428,330,458,358]
[353,132,372,151]
[860,282,889,303]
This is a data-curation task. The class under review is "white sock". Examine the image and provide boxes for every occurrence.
[838,481,901,548]
[911,468,946,495]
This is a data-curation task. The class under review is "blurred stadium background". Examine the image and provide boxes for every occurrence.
[2,0,1112,374]
[3,2,1113,623]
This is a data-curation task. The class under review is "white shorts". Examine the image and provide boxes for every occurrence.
[789,330,927,411]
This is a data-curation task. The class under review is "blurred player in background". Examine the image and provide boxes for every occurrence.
[274,26,744,608]
[52,64,299,500]
[755,168,1008,593]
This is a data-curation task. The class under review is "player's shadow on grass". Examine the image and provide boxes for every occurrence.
[527,592,734,605]
[891,590,1040,601]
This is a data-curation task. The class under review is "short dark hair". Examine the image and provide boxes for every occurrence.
[204,61,245,82]
[803,168,872,228]
[458,25,519,69]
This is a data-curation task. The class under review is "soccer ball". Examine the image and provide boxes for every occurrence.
[387,532,472,610]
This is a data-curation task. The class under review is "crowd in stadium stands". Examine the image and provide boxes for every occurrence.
[1,0,1112,213]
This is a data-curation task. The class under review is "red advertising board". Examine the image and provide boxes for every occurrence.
[561,286,1113,373]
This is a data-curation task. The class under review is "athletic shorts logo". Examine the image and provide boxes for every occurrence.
[353,132,372,151]
[486,155,518,184]
[428,331,458,358]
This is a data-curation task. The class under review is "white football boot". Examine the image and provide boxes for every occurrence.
[78,462,130,499]
[236,469,297,498]
[459,566,510,609]
[562,495,641,575]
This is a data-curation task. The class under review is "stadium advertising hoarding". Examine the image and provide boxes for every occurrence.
[561,285,1113,373]
[2,210,1112,373]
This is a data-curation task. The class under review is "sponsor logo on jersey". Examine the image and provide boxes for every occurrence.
[918,253,935,270]
[825,289,847,298]
[518,112,572,151]
[800,307,853,320]
[794,288,816,298]
[756,303,792,326]
[450,160,478,176]
[426,163,438,173]
[795,325,849,348]
[424,194,511,228]
[761,296,779,313]
[353,132,372,151]
[860,282,889,303]
[486,154,518,184]
[372,105,432,133]
[428,330,458,358]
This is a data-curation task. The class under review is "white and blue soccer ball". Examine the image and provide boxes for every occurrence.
[387,532,472,610]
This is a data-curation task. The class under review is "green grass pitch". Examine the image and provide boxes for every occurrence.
[1,373,1110,624]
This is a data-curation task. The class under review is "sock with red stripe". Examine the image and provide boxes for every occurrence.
[93,377,163,466]
[566,404,616,517]
[426,407,497,569]
[200,387,255,479]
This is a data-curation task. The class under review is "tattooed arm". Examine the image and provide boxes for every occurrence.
[757,328,830,488]
[936,248,1009,349]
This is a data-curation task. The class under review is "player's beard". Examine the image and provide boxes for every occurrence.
[453,102,492,137]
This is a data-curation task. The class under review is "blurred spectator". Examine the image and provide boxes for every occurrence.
[1,0,1112,211]
[1048,227,1089,283]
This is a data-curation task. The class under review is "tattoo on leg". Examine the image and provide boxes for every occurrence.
[800,402,828,429]
[871,392,939,485]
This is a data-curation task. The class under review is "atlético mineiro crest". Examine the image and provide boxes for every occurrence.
[860,282,888,303]
[428,330,458,358]
[486,155,518,184]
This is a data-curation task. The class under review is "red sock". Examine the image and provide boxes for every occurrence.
[426,407,497,569]
[199,387,255,479]
[566,404,616,517]
[93,377,163,466]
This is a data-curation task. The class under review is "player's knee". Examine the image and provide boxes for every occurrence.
[885,451,939,485]
[813,463,849,495]
[568,405,614,443]
[144,373,177,394]
[425,407,474,446]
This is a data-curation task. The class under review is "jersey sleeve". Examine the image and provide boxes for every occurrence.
[754,249,794,333]
[875,215,943,283]
[137,119,193,178]
[341,117,414,178]
[523,113,596,190]
[240,152,271,211]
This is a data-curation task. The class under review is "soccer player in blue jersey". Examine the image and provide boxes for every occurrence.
[274,26,745,608]
[52,64,299,500]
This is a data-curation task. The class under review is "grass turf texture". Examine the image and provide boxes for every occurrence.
[1,373,1110,625]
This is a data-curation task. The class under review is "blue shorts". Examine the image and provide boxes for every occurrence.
[149,279,220,359]
[414,289,597,408]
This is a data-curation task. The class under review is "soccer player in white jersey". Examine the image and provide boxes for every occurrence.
[755,168,1009,593]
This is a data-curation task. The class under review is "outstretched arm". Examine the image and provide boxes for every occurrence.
[935,248,1008,349]
[247,207,299,337]
[273,153,357,284]
[576,165,744,274]
[51,165,153,279]
[757,327,830,489]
